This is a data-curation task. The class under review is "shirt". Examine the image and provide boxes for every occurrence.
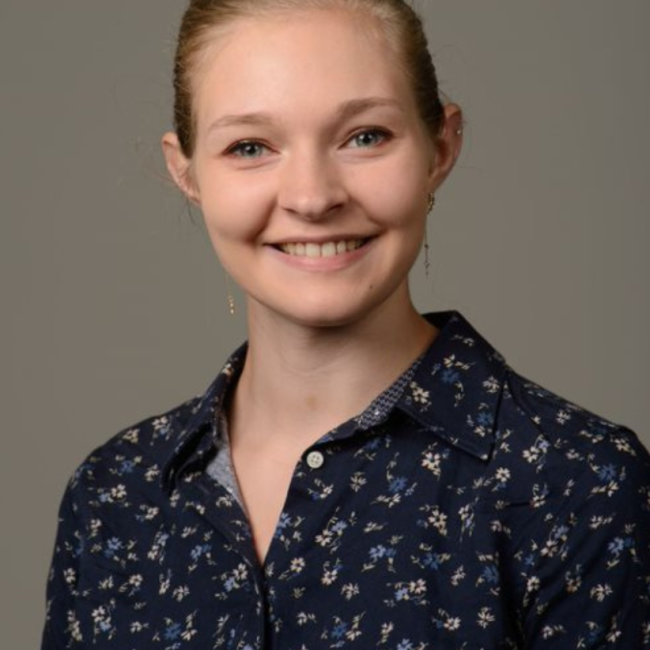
[40,310,650,650]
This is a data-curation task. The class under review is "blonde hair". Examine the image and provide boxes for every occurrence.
[171,0,446,158]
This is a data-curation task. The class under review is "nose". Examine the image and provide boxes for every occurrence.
[277,148,348,220]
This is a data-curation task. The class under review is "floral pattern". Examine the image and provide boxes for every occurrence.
[41,311,650,649]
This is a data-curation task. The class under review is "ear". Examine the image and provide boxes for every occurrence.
[426,103,464,193]
[161,131,201,206]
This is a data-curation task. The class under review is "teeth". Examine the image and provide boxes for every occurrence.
[278,239,367,257]
[305,243,320,258]
[321,242,337,258]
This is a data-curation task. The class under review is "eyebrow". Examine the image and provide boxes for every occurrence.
[206,97,405,134]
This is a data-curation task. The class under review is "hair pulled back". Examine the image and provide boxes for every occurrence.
[172,0,445,159]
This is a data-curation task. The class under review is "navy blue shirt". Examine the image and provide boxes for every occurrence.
[41,311,650,649]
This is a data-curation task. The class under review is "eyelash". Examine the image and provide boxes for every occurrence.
[224,128,392,160]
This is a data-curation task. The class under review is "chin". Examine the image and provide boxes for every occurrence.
[251,290,396,331]
[283,305,366,330]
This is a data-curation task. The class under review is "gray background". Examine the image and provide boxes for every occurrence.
[2,1,648,645]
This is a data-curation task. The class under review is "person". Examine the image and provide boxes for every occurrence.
[40,0,650,648]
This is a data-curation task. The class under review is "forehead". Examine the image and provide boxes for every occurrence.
[191,9,416,129]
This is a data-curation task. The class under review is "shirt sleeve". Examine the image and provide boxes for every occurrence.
[40,475,88,649]
[521,426,650,648]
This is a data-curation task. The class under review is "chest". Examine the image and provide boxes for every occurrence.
[229,442,301,566]
[77,432,535,649]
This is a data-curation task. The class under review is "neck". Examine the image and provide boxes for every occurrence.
[228,287,438,453]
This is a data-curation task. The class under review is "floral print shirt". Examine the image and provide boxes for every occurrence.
[40,310,650,649]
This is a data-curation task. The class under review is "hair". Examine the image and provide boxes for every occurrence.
[171,0,446,160]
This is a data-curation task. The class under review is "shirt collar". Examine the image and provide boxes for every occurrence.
[160,343,248,493]
[395,311,508,462]
[160,310,508,492]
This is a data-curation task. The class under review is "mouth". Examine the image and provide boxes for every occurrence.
[271,238,374,258]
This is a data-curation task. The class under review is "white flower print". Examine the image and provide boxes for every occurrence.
[477,607,495,628]
[410,381,430,405]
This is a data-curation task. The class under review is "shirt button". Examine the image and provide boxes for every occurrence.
[306,450,324,469]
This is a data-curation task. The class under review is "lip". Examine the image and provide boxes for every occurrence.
[265,236,377,271]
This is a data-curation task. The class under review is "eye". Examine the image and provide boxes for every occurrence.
[225,140,270,159]
[347,128,391,149]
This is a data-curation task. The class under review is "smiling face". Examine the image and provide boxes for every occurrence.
[163,8,461,329]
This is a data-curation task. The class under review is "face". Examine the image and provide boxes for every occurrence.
[164,9,461,329]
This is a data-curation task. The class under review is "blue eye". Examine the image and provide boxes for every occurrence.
[348,128,390,148]
[226,141,269,159]
[225,128,390,159]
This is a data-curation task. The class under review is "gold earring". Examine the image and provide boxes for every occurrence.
[427,192,436,213]
[424,192,436,277]
[224,273,235,315]
[424,223,431,278]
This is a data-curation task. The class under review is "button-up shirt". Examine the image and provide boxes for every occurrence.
[40,310,650,649]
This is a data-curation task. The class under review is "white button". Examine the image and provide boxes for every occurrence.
[306,450,324,469]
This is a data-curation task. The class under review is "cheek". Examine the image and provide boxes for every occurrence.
[193,157,273,244]
[366,158,429,229]
[200,185,266,245]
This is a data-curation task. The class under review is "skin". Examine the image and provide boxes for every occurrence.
[162,8,463,560]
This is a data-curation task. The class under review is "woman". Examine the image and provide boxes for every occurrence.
[41,0,650,648]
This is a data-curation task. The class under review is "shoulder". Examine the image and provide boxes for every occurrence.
[489,365,650,552]
[501,366,648,479]
[63,391,203,507]
[489,371,650,642]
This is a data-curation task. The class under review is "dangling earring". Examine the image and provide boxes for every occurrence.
[224,272,236,315]
[427,191,436,214]
[424,192,436,277]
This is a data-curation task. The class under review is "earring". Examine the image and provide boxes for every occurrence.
[224,273,235,315]
[424,223,431,278]
[427,191,436,213]
[424,192,436,277]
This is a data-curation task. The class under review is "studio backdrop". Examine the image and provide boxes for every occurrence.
[1,2,648,646]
